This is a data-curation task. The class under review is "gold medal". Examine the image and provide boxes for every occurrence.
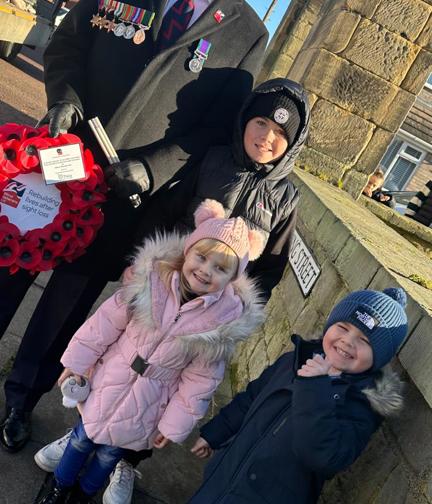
[133,28,146,44]
[90,14,101,28]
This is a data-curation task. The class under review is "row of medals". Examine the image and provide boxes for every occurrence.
[90,12,150,44]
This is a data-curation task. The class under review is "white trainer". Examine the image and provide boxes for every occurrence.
[103,459,142,504]
[34,429,73,472]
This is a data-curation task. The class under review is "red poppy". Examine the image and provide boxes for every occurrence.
[0,123,25,143]
[0,139,21,176]
[76,206,104,229]
[18,137,51,171]
[0,218,20,240]
[0,237,20,267]
[15,241,43,270]
[75,224,95,247]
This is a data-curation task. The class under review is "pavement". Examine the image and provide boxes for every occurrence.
[0,47,211,504]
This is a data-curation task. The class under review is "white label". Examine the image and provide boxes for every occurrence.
[0,173,61,233]
[355,310,376,330]
[289,230,321,296]
[39,143,86,184]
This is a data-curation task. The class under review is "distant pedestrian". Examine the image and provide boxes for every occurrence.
[189,288,408,504]
[34,199,264,504]
[363,169,395,209]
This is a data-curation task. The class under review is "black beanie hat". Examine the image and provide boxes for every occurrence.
[243,91,302,146]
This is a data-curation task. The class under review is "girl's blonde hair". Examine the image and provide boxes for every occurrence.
[157,238,239,304]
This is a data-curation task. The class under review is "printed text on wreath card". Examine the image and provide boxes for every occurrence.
[0,173,61,233]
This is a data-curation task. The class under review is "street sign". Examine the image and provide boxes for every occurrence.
[289,230,321,296]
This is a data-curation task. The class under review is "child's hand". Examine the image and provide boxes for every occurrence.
[297,354,337,377]
[191,437,213,459]
[153,432,170,449]
[57,368,84,387]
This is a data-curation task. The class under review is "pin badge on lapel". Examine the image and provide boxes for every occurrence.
[189,38,212,73]
[213,9,225,23]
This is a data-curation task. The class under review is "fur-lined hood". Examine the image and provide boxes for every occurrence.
[122,232,264,362]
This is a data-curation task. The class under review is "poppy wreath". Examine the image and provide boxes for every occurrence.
[0,123,108,274]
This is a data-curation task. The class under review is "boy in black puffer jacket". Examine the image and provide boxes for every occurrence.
[189,288,408,504]
[133,78,310,303]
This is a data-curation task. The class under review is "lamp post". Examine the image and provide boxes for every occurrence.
[263,0,279,24]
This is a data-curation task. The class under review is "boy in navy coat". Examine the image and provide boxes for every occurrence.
[190,288,408,504]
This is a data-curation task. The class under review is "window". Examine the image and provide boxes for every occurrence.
[379,139,426,191]
[425,73,432,90]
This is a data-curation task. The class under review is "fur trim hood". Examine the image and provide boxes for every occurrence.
[122,232,264,362]
[362,366,404,417]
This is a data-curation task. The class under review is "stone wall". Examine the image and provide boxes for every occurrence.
[230,170,432,502]
[262,0,432,198]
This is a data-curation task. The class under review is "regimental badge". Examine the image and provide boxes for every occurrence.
[213,9,225,23]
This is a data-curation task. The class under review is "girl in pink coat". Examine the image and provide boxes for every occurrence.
[36,199,264,504]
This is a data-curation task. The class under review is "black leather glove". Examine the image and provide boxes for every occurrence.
[37,103,80,138]
[105,159,150,198]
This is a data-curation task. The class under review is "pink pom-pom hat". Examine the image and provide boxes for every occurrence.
[184,199,265,277]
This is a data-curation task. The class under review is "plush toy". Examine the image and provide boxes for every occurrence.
[61,376,90,408]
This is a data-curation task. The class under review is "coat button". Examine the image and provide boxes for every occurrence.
[249,473,257,481]
[333,393,340,400]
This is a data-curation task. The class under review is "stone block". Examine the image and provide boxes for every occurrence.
[288,18,313,44]
[308,100,375,165]
[374,464,410,504]
[287,47,317,83]
[335,237,380,291]
[276,266,306,324]
[386,371,432,474]
[373,0,431,41]
[341,169,370,199]
[313,211,352,262]
[384,87,416,133]
[399,316,432,408]
[296,147,348,184]
[266,333,290,364]
[297,49,399,125]
[321,428,400,503]
[269,52,293,79]
[247,338,269,382]
[417,12,432,50]
[308,9,361,53]
[307,259,346,319]
[401,49,432,95]
[343,19,420,85]
[340,0,379,18]
[295,180,329,234]
[281,34,305,60]
[306,90,319,109]
[355,128,395,175]
[291,299,325,339]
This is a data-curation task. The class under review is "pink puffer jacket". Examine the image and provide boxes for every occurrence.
[61,233,263,450]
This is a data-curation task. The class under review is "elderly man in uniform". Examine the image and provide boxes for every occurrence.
[0,0,267,472]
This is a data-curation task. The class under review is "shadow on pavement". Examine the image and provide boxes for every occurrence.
[0,100,37,125]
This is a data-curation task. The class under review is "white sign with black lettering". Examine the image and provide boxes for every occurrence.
[289,231,321,296]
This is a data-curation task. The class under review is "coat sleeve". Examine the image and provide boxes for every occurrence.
[200,355,285,449]
[290,376,380,478]
[137,33,268,194]
[157,358,226,443]
[248,196,299,304]
[61,291,129,376]
[43,0,97,113]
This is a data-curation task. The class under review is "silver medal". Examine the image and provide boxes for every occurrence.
[189,57,203,74]
[114,22,126,37]
[124,25,136,39]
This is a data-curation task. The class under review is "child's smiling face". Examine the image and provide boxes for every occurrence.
[243,117,288,164]
[322,322,373,374]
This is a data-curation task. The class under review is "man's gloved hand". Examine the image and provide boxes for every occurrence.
[105,159,150,198]
[37,103,80,138]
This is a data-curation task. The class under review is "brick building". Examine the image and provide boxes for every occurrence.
[380,75,432,192]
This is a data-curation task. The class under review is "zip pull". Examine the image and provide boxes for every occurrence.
[174,311,182,323]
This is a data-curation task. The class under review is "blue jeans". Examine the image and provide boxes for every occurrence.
[54,420,125,496]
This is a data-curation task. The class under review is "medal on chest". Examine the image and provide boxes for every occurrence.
[90,0,155,44]
[189,38,212,74]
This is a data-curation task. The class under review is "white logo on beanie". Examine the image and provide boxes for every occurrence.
[274,108,290,124]
[355,310,377,330]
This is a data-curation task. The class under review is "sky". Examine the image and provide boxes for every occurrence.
[246,0,291,39]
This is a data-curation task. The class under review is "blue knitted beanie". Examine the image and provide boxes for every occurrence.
[324,288,408,371]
